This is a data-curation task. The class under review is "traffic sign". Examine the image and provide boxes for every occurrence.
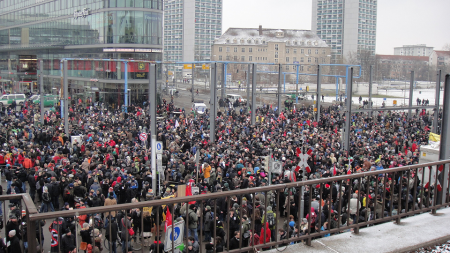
[271,161,282,174]
[164,221,185,252]
[139,133,148,141]
[157,154,163,168]
[25,72,28,75]
[156,141,163,154]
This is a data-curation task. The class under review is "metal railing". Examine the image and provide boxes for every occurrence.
[7,159,450,253]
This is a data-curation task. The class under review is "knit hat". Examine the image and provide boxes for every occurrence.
[206,206,211,211]
[289,221,295,227]
[267,206,272,212]
[94,228,100,237]
[83,223,90,228]
[9,230,16,237]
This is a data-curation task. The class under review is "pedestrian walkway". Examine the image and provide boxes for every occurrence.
[266,207,450,253]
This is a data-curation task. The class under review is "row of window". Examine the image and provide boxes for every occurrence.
[218,47,327,55]
[216,55,328,64]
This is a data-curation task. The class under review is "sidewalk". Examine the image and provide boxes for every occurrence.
[265,207,450,253]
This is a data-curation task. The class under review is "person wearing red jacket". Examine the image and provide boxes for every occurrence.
[259,222,271,250]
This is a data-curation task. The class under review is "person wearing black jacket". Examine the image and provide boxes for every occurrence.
[28,171,37,202]
[104,217,119,253]
[229,231,240,250]
[7,230,21,253]
[60,229,76,253]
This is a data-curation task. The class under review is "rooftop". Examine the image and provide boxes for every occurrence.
[214,27,328,47]
[376,54,429,61]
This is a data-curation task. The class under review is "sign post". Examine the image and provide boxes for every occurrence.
[164,221,185,252]
[151,135,157,195]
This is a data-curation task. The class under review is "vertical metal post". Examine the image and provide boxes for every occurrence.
[210,63,217,143]
[433,70,442,134]
[277,64,282,112]
[222,63,226,99]
[283,73,286,93]
[408,71,414,118]
[316,65,322,122]
[336,76,340,101]
[369,65,373,117]
[191,63,195,102]
[251,63,256,125]
[150,64,157,194]
[39,60,44,124]
[344,67,353,151]
[63,60,69,136]
[247,64,250,109]
[124,61,128,112]
[296,65,299,104]
[438,74,450,204]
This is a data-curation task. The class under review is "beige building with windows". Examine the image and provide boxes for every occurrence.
[211,26,331,82]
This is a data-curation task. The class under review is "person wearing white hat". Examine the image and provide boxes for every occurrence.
[8,229,21,253]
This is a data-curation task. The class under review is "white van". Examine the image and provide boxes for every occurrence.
[0,94,26,106]
[226,94,246,105]
[193,102,207,114]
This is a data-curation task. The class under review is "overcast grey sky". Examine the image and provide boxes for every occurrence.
[222,0,450,54]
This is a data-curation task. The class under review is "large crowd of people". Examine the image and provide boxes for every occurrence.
[0,94,441,253]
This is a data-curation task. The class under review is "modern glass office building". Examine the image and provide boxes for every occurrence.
[0,0,163,106]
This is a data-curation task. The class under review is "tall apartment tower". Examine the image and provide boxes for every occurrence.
[164,0,223,65]
[312,0,377,64]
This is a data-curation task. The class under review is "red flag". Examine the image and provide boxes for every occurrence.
[333,165,337,176]
[307,149,313,156]
[295,166,300,172]
[165,207,172,232]
[296,147,301,157]
[186,184,196,205]
[347,166,352,175]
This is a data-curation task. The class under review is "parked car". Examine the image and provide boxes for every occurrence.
[0,94,26,106]
[226,94,247,105]
[32,95,59,107]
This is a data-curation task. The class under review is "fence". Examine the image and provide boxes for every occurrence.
[2,159,445,253]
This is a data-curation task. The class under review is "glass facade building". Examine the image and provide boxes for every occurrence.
[0,0,163,106]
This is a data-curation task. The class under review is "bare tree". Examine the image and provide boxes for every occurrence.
[442,43,450,51]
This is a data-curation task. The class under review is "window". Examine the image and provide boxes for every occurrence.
[300,66,304,71]
[285,65,289,70]
[293,57,297,62]
[286,49,290,54]
[219,55,222,60]
[294,49,297,54]
[234,47,238,52]
[322,49,326,54]
[321,57,326,63]
[249,48,253,53]
[226,56,230,60]
[315,57,318,63]
[241,56,245,61]
[249,56,252,61]
[286,57,289,62]
[226,47,230,52]
[275,44,279,50]
[315,49,319,54]
[301,49,304,54]
[301,57,304,62]
[275,52,278,58]
[308,57,311,63]
[308,49,311,54]
[234,56,237,60]
[242,48,245,52]
[275,59,278,63]
[219,47,222,52]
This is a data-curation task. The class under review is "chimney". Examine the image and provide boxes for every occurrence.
[259,25,262,36]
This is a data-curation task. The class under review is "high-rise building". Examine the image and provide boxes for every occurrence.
[394,44,434,57]
[164,0,222,65]
[312,0,377,64]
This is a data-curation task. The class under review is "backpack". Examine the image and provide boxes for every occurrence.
[267,212,275,227]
